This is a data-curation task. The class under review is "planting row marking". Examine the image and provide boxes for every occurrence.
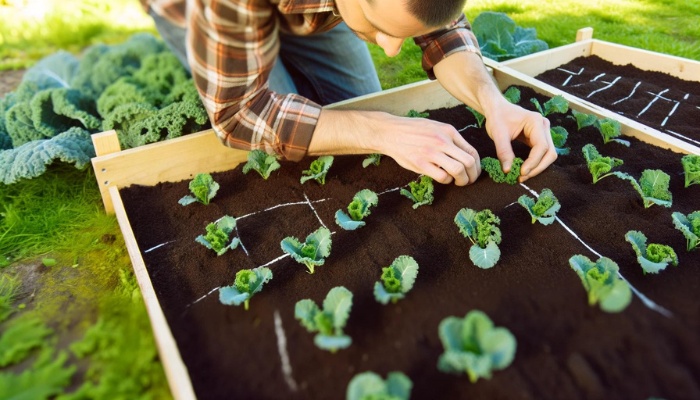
[665,129,700,146]
[637,88,670,118]
[144,240,177,253]
[519,183,672,318]
[274,310,299,392]
[556,67,584,86]
[612,81,641,105]
[303,193,326,228]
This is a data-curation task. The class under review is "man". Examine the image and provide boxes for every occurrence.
[144,0,556,185]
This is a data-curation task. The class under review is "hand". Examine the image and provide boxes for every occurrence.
[484,101,557,182]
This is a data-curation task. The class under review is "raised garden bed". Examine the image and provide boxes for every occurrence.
[95,67,700,399]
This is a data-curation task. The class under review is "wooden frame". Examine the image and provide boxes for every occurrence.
[91,62,699,400]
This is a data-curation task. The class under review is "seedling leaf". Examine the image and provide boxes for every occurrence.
[480,157,523,185]
[346,371,413,400]
[300,155,334,185]
[570,109,599,130]
[671,211,700,251]
[569,255,632,313]
[582,143,624,184]
[295,286,353,352]
[625,231,678,274]
[179,173,219,205]
[281,226,332,273]
[517,188,561,225]
[242,149,281,179]
[195,215,240,256]
[400,175,434,209]
[681,154,700,188]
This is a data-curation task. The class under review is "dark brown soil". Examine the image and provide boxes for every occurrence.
[120,85,700,400]
[534,55,700,147]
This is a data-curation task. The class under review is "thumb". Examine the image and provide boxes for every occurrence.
[493,136,516,174]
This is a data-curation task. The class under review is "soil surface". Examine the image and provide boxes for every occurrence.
[534,55,700,147]
[120,85,700,400]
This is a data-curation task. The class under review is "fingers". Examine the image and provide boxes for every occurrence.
[520,116,557,182]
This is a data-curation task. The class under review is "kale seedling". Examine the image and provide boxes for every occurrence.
[335,189,379,230]
[582,143,624,184]
[466,106,485,128]
[550,126,570,155]
[517,188,561,225]
[612,169,673,208]
[242,149,281,179]
[295,286,353,352]
[219,267,272,310]
[346,371,412,400]
[405,109,428,118]
[196,216,240,256]
[625,231,678,274]
[373,255,419,305]
[503,86,521,104]
[178,172,219,205]
[280,226,332,273]
[300,155,334,185]
[480,157,523,185]
[569,109,598,131]
[681,154,700,188]
[362,153,382,168]
[671,211,700,251]
[568,255,632,313]
[437,310,516,383]
[400,175,434,209]
[454,208,502,269]
[530,95,568,116]
[595,117,630,146]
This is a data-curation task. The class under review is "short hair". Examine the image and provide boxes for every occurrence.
[405,0,467,27]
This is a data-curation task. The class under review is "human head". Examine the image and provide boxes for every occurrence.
[402,0,467,27]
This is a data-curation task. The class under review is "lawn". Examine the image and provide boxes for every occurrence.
[0,0,698,398]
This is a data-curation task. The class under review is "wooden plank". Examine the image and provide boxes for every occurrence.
[576,27,594,41]
[91,130,121,156]
[110,186,196,400]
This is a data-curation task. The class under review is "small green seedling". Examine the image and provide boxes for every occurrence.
[568,255,632,313]
[301,155,334,185]
[681,154,700,188]
[242,149,281,179]
[405,109,428,118]
[335,189,379,230]
[281,226,332,274]
[595,117,630,146]
[196,216,240,256]
[295,286,353,352]
[374,255,419,305]
[454,208,502,269]
[346,371,412,400]
[480,157,523,185]
[503,86,521,104]
[219,267,272,310]
[362,153,382,168]
[625,231,678,274]
[400,175,434,209]
[530,95,568,116]
[466,106,485,128]
[582,143,624,184]
[612,169,672,208]
[517,188,561,225]
[672,211,700,251]
[570,109,598,131]
[437,310,517,383]
[179,173,219,205]
[550,126,570,155]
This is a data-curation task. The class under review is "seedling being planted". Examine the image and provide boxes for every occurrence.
[280,226,332,273]
[625,231,678,274]
[530,94,568,116]
[242,149,280,179]
[196,216,240,256]
[671,211,700,251]
[595,117,630,146]
[346,371,412,400]
[582,143,624,184]
[295,286,353,352]
[612,169,672,208]
[362,153,382,168]
[373,255,419,305]
[681,154,700,188]
[466,106,485,128]
[401,175,434,209]
[518,188,560,225]
[335,189,379,230]
[480,157,523,185]
[568,255,632,313]
[437,310,516,383]
[219,267,272,310]
[550,126,570,155]
[301,155,334,185]
[454,208,501,269]
[179,172,219,205]
[570,109,598,131]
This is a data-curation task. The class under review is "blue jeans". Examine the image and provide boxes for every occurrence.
[150,11,381,105]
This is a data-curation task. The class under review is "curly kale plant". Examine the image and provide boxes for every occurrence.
[480,157,523,185]
[179,173,220,205]
[582,143,624,184]
[400,175,434,209]
[672,211,700,251]
[437,310,517,383]
[295,286,353,352]
[595,117,630,146]
[612,169,672,208]
[301,155,334,185]
[681,154,700,188]
[335,189,379,230]
[454,208,502,269]
[281,226,332,274]
[569,255,632,313]
[346,371,412,400]
[242,149,281,179]
[374,255,419,305]
[570,109,598,131]
[518,188,561,225]
[362,153,382,168]
[550,126,570,155]
[195,216,240,256]
[219,267,272,310]
[530,95,569,117]
[472,12,548,61]
[625,231,678,274]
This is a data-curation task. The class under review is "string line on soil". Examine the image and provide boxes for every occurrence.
[237,198,331,220]
[185,286,221,310]
[274,310,299,392]
[557,67,583,86]
[612,81,641,105]
[144,240,177,253]
[303,193,326,228]
[638,89,670,118]
[660,93,685,127]
[586,75,621,98]
[518,183,672,318]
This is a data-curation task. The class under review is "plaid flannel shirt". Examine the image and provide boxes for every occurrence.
[142,0,481,161]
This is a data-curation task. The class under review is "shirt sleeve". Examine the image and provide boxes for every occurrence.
[413,14,482,80]
[187,0,321,162]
